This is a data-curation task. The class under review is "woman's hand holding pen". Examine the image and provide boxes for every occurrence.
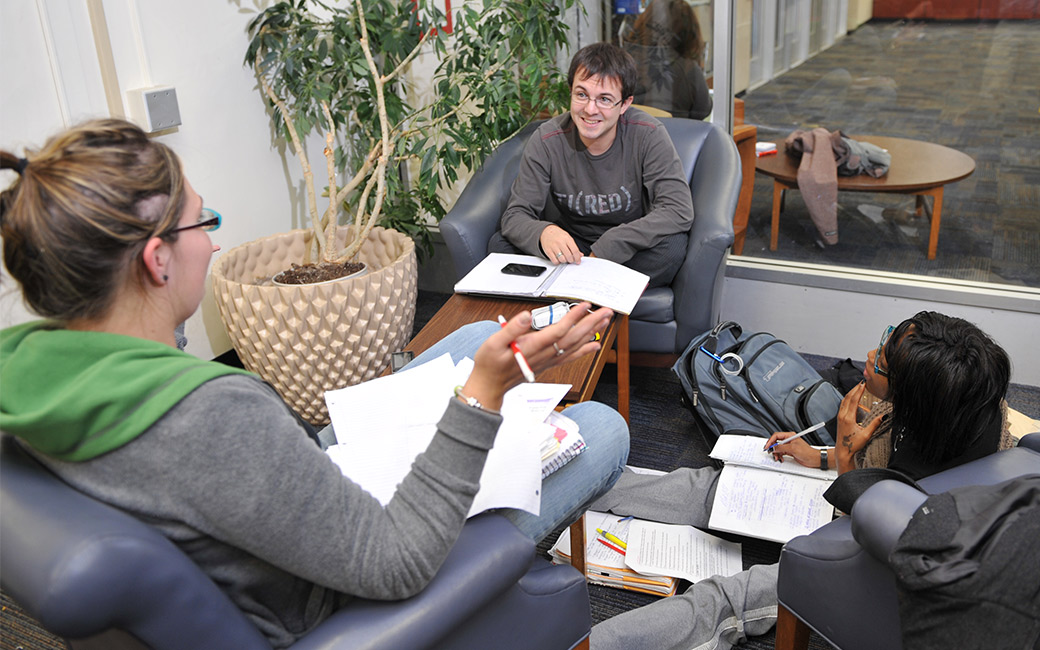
[462,302,611,411]
[762,431,818,467]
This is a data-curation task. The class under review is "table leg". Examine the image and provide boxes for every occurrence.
[617,315,630,424]
[770,180,787,251]
[920,186,944,260]
[569,515,586,578]
[732,125,757,255]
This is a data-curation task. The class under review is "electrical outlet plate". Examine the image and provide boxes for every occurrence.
[126,86,181,133]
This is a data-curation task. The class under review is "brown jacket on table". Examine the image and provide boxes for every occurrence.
[785,128,842,245]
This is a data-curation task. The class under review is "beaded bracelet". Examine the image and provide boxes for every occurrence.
[454,385,486,411]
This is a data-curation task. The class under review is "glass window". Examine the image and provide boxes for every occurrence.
[610,0,715,121]
[737,4,1039,288]
[594,1,1037,289]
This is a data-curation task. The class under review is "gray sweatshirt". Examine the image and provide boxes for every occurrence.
[25,374,501,648]
[499,108,694,264]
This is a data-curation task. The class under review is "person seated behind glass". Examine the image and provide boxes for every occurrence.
[588,311,1014,650]
[0,119,630,649]
[623,0,713,120]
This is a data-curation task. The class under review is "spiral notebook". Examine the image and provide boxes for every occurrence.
[540,411,586,479]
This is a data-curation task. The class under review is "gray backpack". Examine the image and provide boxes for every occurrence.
[673,321,842,446]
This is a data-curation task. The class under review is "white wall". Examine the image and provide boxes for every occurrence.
[722,264,1040,387]
[1,0,320,360]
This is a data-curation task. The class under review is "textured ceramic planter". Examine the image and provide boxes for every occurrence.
[211,226,417,426]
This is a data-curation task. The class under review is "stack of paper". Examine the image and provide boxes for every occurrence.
[549,511,743,597]
[707,435,837,543]
[323,353,576,518]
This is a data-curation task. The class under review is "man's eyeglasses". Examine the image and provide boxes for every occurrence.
[571,91,623,110]
[168,208,222,234]
[874,325,894,377]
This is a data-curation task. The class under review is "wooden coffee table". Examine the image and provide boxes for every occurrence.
[403,293,630,423]
[755,135,975,259]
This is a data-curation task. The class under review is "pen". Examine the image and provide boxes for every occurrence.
[497,315,535,382]
[597,537,626,556]
[596,527,628,550]
[766,421,826,451]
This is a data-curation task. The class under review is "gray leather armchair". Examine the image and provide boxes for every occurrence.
[775,433,1040,650]
[0,437,592,650]
[440,118,740,358]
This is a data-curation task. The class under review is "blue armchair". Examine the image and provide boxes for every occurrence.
[440,118,740,359]
[775,433,1040,650]
[0,437,592,650]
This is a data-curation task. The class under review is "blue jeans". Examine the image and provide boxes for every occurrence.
[406,321,630,541]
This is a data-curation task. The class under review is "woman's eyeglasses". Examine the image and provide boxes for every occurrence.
[571,91,624,110]
[168,208,221,234]
[874,325,894,377]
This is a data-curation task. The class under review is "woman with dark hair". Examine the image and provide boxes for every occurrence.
[0,119,630,648]
[765,310,1013,480]
[589,310,1014,650]
[624,0,713,119]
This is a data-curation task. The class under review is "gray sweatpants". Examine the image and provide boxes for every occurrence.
[588,467,779,650]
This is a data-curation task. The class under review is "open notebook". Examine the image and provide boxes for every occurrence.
[707,435,837,543]
[454,253,649,315]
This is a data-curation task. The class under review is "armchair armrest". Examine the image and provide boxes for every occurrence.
[1019,432,1040,453]
[669,119,739,349]
[292,513,537,650]
[850,481,928,564]
[0,438,269,650]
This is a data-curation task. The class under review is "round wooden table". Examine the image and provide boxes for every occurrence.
[755,135,975,259]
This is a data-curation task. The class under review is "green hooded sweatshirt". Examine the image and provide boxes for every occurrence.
[0,321,252,461]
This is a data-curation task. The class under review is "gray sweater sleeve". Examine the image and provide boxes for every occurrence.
[36,375,501,601]
[590,122,694,262]
[499,127,557,257]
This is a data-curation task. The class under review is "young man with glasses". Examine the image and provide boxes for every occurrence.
[488,42,694,288]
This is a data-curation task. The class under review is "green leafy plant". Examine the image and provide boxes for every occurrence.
[246,0,575,263]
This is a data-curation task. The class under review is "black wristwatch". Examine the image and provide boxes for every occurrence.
[819,449,829,471]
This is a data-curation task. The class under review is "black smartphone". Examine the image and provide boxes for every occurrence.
[501,263,546,277]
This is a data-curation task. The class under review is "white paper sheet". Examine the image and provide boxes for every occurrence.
[625,520,743,583]
[710,435,837,480]
[324,354,571,517]
[708,464,835,543]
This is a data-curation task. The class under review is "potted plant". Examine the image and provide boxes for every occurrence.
[212,0,575,425]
